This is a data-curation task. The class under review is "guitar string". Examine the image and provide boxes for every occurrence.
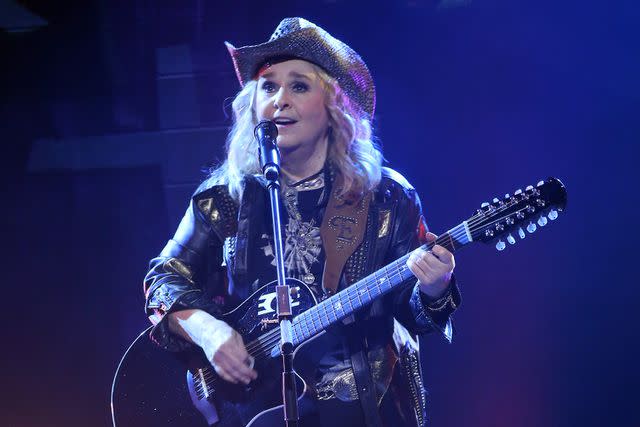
[244,260,415,357]
[244,198,542,356]
[245,217,521,358]
[244,204,511,355]
[244,263,408,354]
[197,195,550,382]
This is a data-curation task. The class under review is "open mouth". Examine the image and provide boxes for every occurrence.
[273,118,298,127]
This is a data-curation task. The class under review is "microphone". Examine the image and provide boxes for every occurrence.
[254,120,280,182]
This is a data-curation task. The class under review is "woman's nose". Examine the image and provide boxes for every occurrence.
[273,88,290,110]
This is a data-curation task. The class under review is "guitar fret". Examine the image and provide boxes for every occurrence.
[320,302,331,326]
[347,288,358,310]
[306,319,317,337]
[314,305,324,329]
[347,292,355,311]
[364,279,373,301]
[375,271,385,295]
[393,261,404,285]
[329,301,338,322]
[304,321,313,340]
[332,296,345,319]
[295,323,304,344]
[309,309,321,331]
[355,285,364,306]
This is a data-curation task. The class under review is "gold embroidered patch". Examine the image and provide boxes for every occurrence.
[164,258,194,283]
[378,209,391,238]
[198,198,212,215]
[197,197,220,222]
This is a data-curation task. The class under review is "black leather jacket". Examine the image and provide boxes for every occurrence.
[144,167,460,426]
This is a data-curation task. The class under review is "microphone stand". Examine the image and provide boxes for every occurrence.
[257,122,299,427]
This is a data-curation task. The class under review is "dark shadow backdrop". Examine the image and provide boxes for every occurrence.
[2,1,638,426]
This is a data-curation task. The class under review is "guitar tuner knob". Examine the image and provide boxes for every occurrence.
[537,180,545,187]
[518,227,526,239]
[548,209,558,220]
[514,189,523,195]
[496,239,506,251]
[526,185,534,191]
[507,234,516,245]
[527,222,537,233]
[492,198,499,203]
[537,215,548,227]
[481,202,490,208]
[504,193,510,199]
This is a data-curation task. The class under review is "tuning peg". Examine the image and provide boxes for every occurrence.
[496,239,506,251]
[507,234,516,245]
[537,180,544,187]
[481,202,490,208]
[525,185,534,191]
[518,227,526,239]
[537,215,548,227]
[504,193,510,199]
[514,189,523,195]
[492,198,499,203]
[548,209,558,220]
[527,222,537,233]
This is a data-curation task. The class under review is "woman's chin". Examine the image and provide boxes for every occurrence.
[276,137,301,150]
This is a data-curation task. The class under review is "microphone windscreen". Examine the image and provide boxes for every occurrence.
[254,120,278,141]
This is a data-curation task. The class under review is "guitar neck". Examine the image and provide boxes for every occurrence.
[290,222,472,345]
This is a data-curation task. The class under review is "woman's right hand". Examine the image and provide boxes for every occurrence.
[167,309,258,385]
[198,317,258,385]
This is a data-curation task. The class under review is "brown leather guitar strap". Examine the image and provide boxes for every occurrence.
[320,175,371,295]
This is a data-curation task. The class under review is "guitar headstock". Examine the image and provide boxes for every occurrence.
[469,177,567,250]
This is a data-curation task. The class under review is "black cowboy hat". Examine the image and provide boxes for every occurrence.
[225,17,376,119]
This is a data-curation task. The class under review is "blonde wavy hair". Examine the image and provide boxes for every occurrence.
[209,63,383,201]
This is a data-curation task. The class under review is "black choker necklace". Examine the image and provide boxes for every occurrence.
[285,168,325,190]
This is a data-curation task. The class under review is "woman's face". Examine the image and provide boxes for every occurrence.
[255,59,330,153]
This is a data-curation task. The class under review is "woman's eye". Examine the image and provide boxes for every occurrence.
[292,82,309,92]
[261,81,276,92]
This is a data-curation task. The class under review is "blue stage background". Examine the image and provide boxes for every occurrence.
[2,1,638,426]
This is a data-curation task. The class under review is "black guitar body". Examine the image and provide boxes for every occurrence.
[112,279,324,427]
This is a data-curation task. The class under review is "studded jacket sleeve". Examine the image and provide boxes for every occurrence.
[387,185,461,342]
[144,198,226,351]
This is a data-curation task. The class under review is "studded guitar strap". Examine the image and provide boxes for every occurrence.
[320,175,371,295]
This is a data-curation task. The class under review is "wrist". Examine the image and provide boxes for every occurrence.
[418,272,452,299]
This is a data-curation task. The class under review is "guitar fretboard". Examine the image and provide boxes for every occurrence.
[289,222,471,345]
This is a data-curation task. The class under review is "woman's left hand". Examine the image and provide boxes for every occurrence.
[407,232,455,299]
